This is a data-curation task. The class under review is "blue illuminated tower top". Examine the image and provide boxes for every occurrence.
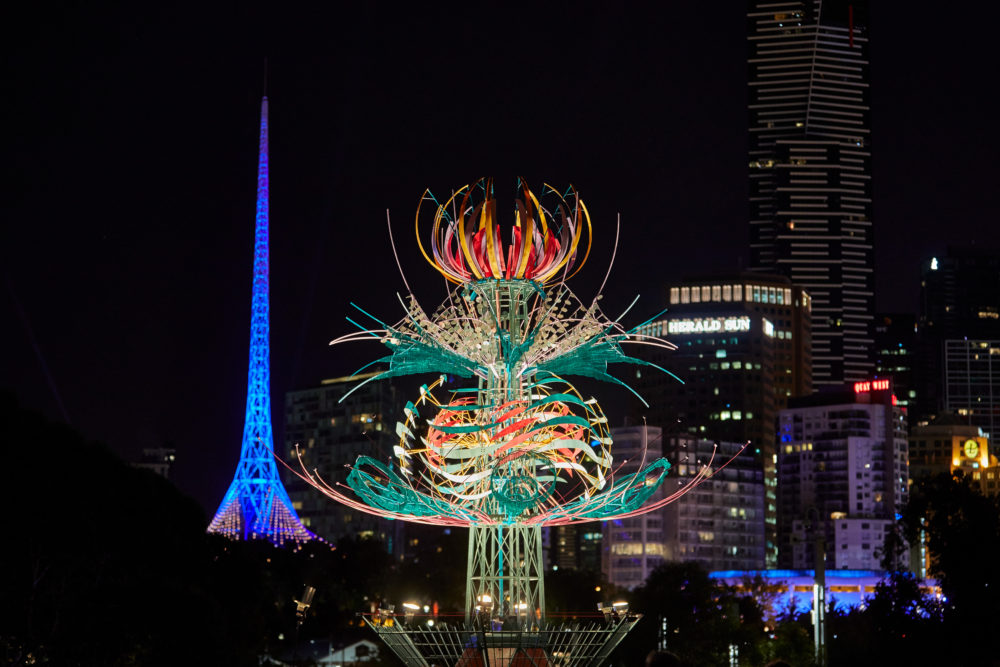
[207,97,315,547]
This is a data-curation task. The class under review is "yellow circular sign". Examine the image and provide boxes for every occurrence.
[964,439,980,459]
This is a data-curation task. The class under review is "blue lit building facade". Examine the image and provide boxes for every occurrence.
[709,569,941,614]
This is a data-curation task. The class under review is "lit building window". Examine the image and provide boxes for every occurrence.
[753,285,761,302]
[712,285,722,301]
[723,285,732,301]
[784,288,792,305]
[701,285,711,301]
[691,287,700,303]
[735,285,744,301]
[681,287,690,304]
[670,287,680,304]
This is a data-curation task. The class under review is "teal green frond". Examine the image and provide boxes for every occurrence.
[537,458,672,522]
[347,456,482,522]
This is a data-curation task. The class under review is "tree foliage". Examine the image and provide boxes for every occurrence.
[898,471,1000,665]
[826,571,947,666]
[0,396,403,665]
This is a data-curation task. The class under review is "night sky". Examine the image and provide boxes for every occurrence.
[5,3,1000,514]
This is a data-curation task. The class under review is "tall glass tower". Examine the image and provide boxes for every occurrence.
[207,97,315,547]
[748,0,873,386]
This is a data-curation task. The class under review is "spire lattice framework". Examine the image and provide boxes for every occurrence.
[207,97,315,547]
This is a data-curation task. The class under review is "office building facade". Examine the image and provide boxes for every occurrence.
[748,0,874,386]
[777,379,908,569]
[662,436,766,571]
[909,417,994,492]
[283,373,404,550]
[916,248,1000,423]
[873,313,917,413]
[602,426,667,589]
[943,339,1000,441]
[549,525,603,573]
[635,273,811,565]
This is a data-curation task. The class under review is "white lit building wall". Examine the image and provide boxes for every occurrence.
[602,425,666,590]
[790,517,893,570]
[777,393,908,569]
[663,437,767,571]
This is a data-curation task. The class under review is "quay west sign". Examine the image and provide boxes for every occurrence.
[666,316,751,335]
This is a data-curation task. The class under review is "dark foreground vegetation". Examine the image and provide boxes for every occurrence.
[2,395,999,666]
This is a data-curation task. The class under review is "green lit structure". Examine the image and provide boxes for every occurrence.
[295,179,722,665]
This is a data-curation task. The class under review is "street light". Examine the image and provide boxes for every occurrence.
[475,594,494,629]
[375,603,395,627]
[403,602,421,625]
[294,586,316,627]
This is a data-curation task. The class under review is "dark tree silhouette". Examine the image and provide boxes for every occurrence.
[898,471,1000,665]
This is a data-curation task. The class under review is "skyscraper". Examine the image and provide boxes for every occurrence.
[943,339,1000,441]
[633,272,812,566]
[915,248,1000,422]
[748,0,873,386]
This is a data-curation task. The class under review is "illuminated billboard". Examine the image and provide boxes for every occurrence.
[666,316,752,336]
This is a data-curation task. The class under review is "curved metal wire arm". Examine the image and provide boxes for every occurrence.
[287,439,746,528]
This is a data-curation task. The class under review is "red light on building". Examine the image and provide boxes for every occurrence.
[854,379,890,394]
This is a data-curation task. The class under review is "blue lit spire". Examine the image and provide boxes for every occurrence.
[207,97,315,547]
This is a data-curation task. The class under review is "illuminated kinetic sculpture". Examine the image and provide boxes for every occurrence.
[207,97,315,547]
[298,179,727,665]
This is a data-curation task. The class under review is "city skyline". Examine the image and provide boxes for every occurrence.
[4,3,1000,513]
